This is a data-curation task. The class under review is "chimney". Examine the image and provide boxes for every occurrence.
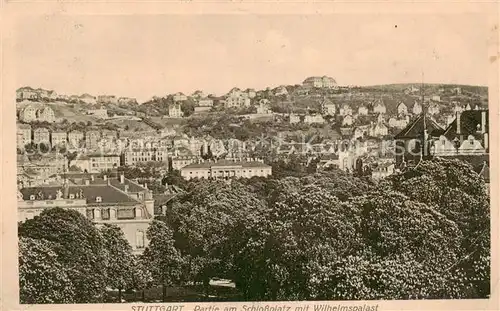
[103,175,107,181]
[481,111,486,134]
[120,174,125,184]
[144,183,148,189]
[456,112,461,135]
[124,185,129,192]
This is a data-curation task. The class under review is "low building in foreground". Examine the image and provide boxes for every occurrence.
[181,159,272,180]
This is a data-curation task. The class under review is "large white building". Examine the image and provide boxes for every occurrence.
[302,76,337,88]
[18,173,154,254]
[181,159,272,180]
[169,103,184,118]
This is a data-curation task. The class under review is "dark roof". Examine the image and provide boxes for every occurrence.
[394,113,444,139]
[153,193,178,207]
[109,178,147,193]
[443,110,488,140]
[20,185,139,205]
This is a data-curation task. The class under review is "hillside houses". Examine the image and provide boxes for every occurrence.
[256,99,272,114]
[18,103,56,123]
[224,90,251,108]
[173,92,188,102]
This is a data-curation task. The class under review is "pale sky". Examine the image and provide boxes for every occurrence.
[14,14,488,102]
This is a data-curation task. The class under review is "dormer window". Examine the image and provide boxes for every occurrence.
[95,196,102,203]
[30,195,35,200]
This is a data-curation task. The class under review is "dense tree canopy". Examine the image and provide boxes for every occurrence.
[18,158,490,302]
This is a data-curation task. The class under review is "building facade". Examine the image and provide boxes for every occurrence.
[181,159,272,180]
[18,174,154,254]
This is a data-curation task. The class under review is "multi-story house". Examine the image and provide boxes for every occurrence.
[431,95,441,102]
[171,155,199,171]
[18,173,154,254]
[180,159,272,180]
[51,131,67,147]
[369,122,389,137]
[412,101,422,115]
[373,102,386,114]
[304,114,325,124]
[197,98,214,107]
[321,99,336,116]
[17,124,32,150]
[168,103,184,118]
[256,99,272,114]
[339,104,353,116]
[194,98,214,114]
[33,127,50,145]
[173,92,188,102]
[123,148,169,166]
[16,87,39,101]
[342,114,354,126]
[19,104,56,123]
[371,162,395,180]
[289,113,301,124]
[85,130,102,150]
[224,93,251,109]
[358,105,369,116]
[397,102,408,115]
[388,116,410,129]
[88,154,121,172]
[68,130,84,149]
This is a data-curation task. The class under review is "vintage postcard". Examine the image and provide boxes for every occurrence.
[1,2,499,311]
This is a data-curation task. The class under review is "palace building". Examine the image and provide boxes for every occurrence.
[18,173,154,254]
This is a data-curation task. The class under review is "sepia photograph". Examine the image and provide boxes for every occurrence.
[3,8,497,309]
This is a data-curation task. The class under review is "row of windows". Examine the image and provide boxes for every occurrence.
[86,207,141,220]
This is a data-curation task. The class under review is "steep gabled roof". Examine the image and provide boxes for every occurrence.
[394,113,444,139]
[443,110,488,140]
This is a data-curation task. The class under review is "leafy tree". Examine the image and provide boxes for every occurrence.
[142,220,184,302]
[19,237,76,304]
[100,224,135,302]
[167,181,266,296]
[18,208,108,303]
[131,254,154,302]
[384,158,490,297]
